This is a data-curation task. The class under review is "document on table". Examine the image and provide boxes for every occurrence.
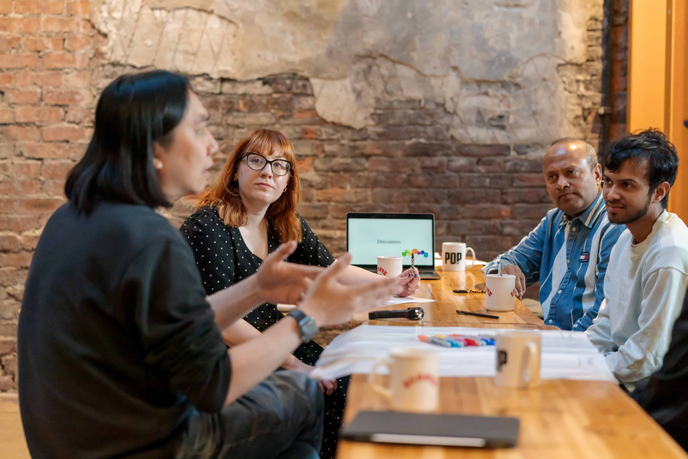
[379,296,435,306]
[311,325,617,383]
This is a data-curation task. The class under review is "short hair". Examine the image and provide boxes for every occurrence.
[549,137,598,170]
[65,70,191,214]
[195,129,303,243]
[601,128,679,208]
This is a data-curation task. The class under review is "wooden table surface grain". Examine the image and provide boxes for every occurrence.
[337,375,687,459]
[352,265,543,328]
[338,265,687,458]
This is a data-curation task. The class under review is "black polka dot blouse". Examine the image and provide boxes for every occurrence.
[179,205,336,365]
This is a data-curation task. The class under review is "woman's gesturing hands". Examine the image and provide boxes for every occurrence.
[256,241,323,305]
[257,242,405,327]
[298,253,406,327]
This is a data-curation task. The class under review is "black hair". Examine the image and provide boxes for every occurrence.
[549,137,598,170]
[65,70,190,214]
[601,128,679,208]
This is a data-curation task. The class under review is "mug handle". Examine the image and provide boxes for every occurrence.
[466,247,476,268]
[367,358,393,402]
[520,342,538,387]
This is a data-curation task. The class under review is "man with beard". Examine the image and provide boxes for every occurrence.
[484,138,625,331]
[587,129,688,385]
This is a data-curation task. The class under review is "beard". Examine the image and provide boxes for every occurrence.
[607,193,653,225]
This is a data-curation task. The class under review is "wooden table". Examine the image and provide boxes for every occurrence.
[337,266,688,458]
[352,265,544,328]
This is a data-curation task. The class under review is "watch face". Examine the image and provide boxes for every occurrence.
[301,316,318,342]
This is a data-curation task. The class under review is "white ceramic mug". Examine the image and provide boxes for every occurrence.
[367,348,439,412]
[377,256,402,278]
[442,242,476,272]
[485,274,516,311]
[495,331,541,388]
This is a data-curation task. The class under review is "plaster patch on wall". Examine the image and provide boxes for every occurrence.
[310,77,375,129]
[91,0,348,79]
[90,0,602,142]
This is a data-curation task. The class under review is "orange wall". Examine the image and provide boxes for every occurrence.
[628,0,688,222]
[668,0,688,220]
[628,0,669,133]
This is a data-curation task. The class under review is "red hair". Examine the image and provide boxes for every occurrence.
[195,129,303,243]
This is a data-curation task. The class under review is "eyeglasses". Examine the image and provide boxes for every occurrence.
[243,152,293,176]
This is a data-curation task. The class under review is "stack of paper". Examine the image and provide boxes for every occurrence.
[311,325,617,383]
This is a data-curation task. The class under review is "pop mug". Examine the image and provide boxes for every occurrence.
[442,242,476,272]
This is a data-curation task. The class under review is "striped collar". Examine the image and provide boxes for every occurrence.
[561,191,605,228]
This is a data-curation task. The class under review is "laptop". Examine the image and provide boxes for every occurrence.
[346,213,441,280]
[341,411,520,448]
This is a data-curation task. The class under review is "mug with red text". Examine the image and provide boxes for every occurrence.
[367,348,439,412]
[377,256,403,278]
[485,274,516,312]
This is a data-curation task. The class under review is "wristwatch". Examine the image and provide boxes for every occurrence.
[287,309,319,343]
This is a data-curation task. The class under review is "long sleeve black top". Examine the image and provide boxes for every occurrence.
[18,203,231,459]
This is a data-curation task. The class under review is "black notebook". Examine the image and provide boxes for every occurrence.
[340,411,520,448]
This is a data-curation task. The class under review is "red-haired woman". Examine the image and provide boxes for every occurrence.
[180,129,419,458]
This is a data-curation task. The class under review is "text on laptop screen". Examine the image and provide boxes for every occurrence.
[348,218,434,267]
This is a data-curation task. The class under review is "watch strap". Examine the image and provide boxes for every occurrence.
[288,309,318,343]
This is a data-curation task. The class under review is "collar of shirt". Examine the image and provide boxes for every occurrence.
[559,191,605,230]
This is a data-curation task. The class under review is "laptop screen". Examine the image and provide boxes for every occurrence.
[346,213,435,268]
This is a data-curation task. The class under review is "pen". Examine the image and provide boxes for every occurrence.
[411,253,416,278]
[456,310,500,320]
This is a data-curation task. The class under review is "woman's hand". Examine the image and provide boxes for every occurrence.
[256,241,324,305]
[397,267,420,297]
[299,253,405,327]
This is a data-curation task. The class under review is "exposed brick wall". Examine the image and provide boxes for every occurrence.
[0,0,99,391]
[0,1,625,392]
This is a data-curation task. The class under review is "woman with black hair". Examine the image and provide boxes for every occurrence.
[17,70,403,459]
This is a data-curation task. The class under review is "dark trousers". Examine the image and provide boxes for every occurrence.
[177,371,324,459]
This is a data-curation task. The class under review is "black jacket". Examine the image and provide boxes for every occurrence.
[636,287,688,451]
[18,203,231,459]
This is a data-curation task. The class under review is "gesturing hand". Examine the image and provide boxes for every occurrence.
[256,241,324,305]
[299,253,406,327]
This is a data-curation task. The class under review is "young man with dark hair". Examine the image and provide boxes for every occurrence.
[484,138,625,331]
[586,129,688,385]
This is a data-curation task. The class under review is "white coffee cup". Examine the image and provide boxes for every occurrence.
[495,331,542,388]
[442,242,476,272]
[368,348,439,412]
[485,274,516,311]
[377,256,402,278]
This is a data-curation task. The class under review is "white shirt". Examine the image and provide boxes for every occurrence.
[586,211,688,383]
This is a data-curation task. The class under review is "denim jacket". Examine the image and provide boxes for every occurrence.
[484,192,625,330]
